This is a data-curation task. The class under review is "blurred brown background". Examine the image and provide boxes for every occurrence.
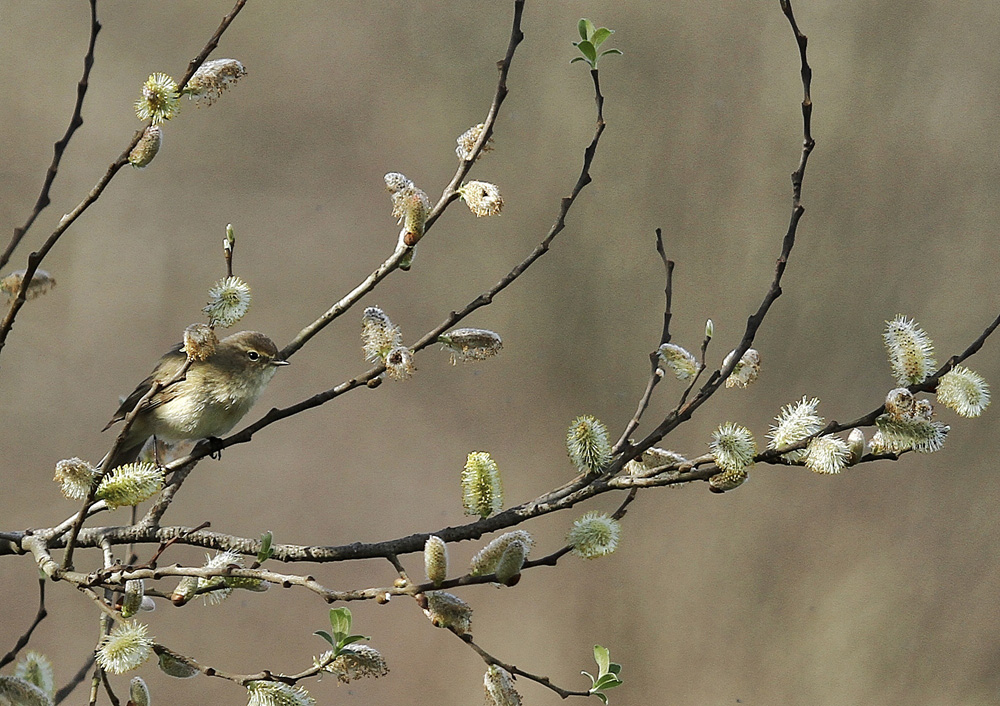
[2,1,1000,704]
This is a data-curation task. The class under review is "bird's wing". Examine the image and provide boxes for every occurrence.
[102,343,187,431]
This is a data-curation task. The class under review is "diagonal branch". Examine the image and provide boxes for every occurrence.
[279,0,526,360]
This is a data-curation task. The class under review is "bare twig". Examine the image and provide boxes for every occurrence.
[54,654,96,704]
[0,577,47,668]
[99,668,121,706]
[613,229,674,453]
[459,633,592,699]
[150,642,341,686]
[0,0,100,272]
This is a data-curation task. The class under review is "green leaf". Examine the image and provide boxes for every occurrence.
[570,56,590,65]
[337,634,370,650]
[329,607,352,639]
[578,18,596,41]
[595,693,609,705]
[314,630,335,647]
[600,49,624,58]
[593,645,611,676]
[591,28,613,48]
[594,675,622,690]
[609,662,622,676]
[257,530,273,563]
[577,40,597,64]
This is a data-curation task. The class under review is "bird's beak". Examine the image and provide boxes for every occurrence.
[272,359,290,366]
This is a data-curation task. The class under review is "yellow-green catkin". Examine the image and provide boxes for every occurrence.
[129,677,151,706]
[710,422,756,472]
[566,415,612,474]
[14,652,54,699]
[96,463,165,509]
[321,644,389,683]
[203,276,251,328]
[134,73,179,124]
[657,343,699,380]
[567,511,621,559]
[54,457,97,500]
[462,452,503,518]
[121,579,145,618]
[424,536,448,587]
[0,269,56,301]
[245,680,315,706]
[493,539,528,584]
[724,348,761,388]
[438,328,503,364]
[129,124,162,168]
[422,591,472,634]
[458,181,504,217]
[96,621,153,674]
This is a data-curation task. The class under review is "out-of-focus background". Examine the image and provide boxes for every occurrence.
[2,1,999,704]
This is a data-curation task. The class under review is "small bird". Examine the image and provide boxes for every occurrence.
[101,331,287,470]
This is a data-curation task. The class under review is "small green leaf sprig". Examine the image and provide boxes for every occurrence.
[571,19,623,69]
[582,645,623,704]
[314,608,369,657]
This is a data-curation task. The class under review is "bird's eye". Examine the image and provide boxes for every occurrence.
[247,350,260,361]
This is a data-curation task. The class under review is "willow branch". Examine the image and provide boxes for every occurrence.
[279,0,526,361]
[54,654,95,704]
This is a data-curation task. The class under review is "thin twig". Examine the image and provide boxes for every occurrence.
[0,577,47,668]
[0,0,100,272]
[613,229,673,453]
[99,669,121,706]
[459,634,592,699]
[54,654,95,704]
[151,642,341,686]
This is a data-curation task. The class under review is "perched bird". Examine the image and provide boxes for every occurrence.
[101,331,287,470]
